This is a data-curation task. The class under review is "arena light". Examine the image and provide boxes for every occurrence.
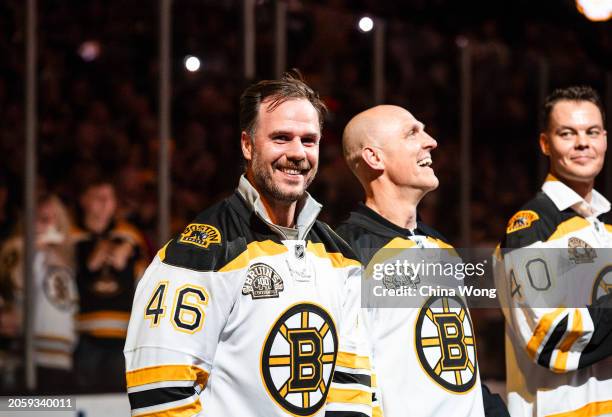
[358,16,374,33]
[78,40,101,62]
[576,0,612,21]
[184,55,201,72]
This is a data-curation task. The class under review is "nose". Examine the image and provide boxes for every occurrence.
[286,136,307,161]
[423,131,438,150]
[575,132,589,149]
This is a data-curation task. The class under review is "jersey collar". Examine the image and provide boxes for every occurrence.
[236,174,322,240]
[541,173,610,217]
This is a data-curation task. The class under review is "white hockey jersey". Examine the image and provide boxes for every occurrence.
[496,175,612,417]
[124,177,373,417]
[336,203,486,417]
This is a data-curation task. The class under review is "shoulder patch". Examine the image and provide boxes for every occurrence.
[506,210,540,234]
[178,223,222,249]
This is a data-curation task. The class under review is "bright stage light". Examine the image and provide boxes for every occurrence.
[576,0,612,21]
[358,16,374,32]
[184,55,201,72]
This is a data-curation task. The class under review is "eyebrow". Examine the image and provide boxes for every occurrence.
[268,130,320,139]
[557,124,603,131]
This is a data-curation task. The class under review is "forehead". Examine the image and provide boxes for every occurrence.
[550,100,603,127]
[257,98,321,133]
[85,184,115,197]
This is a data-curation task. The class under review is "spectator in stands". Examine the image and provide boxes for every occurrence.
[0,194,78,393]
[71,176,148,392]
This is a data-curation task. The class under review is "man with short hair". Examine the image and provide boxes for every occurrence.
[72,177,148,392]
[496,86,612,417]
[337,105,503,417]
[124,71,372,417]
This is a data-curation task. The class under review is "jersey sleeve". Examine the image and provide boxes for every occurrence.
[326,263,375,417]
[496,216,612,373]
[124,251,240,416]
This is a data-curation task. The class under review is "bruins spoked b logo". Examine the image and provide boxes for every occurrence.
[592,265,612,303]
[415,296,477,393]
[261,303,338,416]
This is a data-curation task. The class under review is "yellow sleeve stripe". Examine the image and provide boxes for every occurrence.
[552,309,583,373]
[546,400,612,417]
[126,364,209,389]
[219,240,288,272]
[526,308,566,360]
[547,217,590,242]
[326,387,372,405]
[605,224,612,233]
[373,405,383,417]
[306,242,360,268]
[336,351,371,370]
[133,399,202,417]
[371,373,377,387]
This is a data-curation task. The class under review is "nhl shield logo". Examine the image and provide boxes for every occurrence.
[243,263,284,299]
[568,237,596,264]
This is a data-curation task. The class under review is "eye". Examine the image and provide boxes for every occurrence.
[587,129,601,137]
[273,135,290,142]
[301,136,318,146]
[559,130,574,138]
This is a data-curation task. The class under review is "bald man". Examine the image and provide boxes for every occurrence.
[336,105,507,417]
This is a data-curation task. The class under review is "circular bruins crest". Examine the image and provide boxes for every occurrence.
[43,265,75,311]
[415,296,478,393]
[592,265,612,303]
[261,303,338,416]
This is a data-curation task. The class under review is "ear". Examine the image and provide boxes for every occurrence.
[241,131,253,162]
[539,132,550,156]
[361,146,384,171]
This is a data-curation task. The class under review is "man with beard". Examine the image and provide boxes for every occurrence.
[495,86,612,417]
[336,105,507,417]
[124,71,372,417]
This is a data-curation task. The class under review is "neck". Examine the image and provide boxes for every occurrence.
[365,181,425,230]
[259,196,297,228]
[85,216,110,234]
[552,172,594,202]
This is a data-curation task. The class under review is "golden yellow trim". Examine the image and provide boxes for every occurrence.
[455,370,462,385]
[35,334,73,344]
[35,348,71,357]
[464,337,474,345]
[526,308,565,360]
[552,309,583,373]
[301,311,308,328]
[467,360,474,373]
[144,281,169,328]
[326,387,371,405]
[371,374,377,388]
[335,351,371,370]
[170,284,209,335]
[303,392,309,408]
[319,322,329,337]
[279,382,289,397]
[383,237,418,250]
[547,217,590,242]
[306,242,360,268]
[219,240,288,272]
[126,364,209,389]
[422,337,441,347]
[269,356,291,366]
[77,311,130,321]
[605,224,612,233]
[545,173,559,182]
[425,308,434,322]
[545,400,612,417]
[133,399,202,417]
[157,241,171,262]
[373,406,383,417]
[321,353,335,363]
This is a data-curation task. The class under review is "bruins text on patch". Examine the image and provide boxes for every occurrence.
[261,303,337,416]
[178,223,221,249]
[242,263,284,299]
[506,210,540,234]
[415,296,478,393]
[568,237,597,264]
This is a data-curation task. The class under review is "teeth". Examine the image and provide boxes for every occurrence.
[281,168,301,175]
[417,157,432,167]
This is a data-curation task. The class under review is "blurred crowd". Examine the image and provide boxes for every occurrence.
[0,0,609,393]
